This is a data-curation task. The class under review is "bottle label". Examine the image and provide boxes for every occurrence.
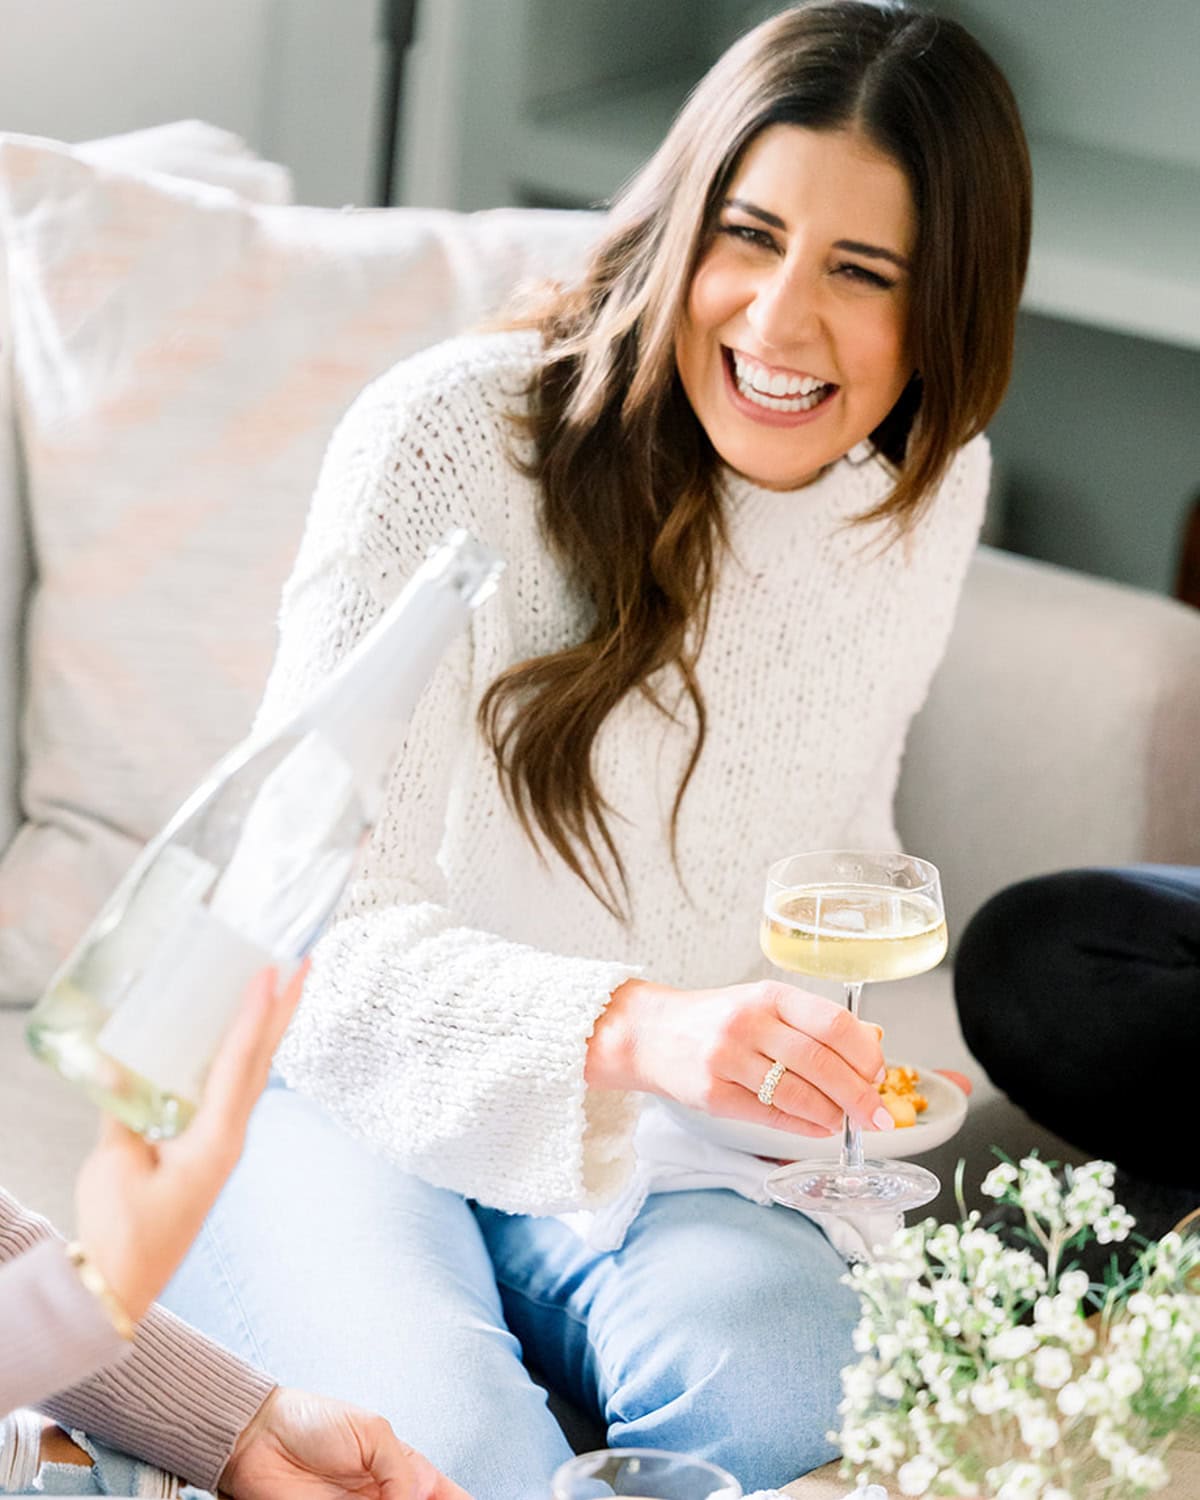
[95,905,278,1105]
[87,735,354,1107]
[85,844,218,1004]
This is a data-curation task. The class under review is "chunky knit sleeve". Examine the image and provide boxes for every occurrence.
[258,340,642,1215]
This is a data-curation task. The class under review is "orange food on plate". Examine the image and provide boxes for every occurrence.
[876,1064,928,1128]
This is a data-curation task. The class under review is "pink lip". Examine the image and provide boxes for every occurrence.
[720,348,838,429]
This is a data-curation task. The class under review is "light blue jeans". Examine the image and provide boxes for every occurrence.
[6,1433,211,1496]
[161,1083,858,1498]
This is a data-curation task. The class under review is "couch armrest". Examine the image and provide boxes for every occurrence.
[896,546,1200,940]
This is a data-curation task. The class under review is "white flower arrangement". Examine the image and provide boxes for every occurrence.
[835,1158,1200,1500]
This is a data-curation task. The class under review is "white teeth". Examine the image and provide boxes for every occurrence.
[730,352,831,413]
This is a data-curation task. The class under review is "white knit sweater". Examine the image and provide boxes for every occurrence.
[262,329,988,1215]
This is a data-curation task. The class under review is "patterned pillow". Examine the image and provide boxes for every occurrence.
[0,120,292,903]
[0,134,598,1003]
[76,119,293,204]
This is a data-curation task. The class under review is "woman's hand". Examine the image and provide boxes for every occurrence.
[73,962,308,1324]
[587,977,893,1137]
[219,1388,473,1499]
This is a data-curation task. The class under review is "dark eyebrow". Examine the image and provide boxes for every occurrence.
[723,197,785,230]
[722,198,910,271]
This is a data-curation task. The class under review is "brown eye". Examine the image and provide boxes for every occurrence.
[836,262,895,289]
[719,223,778,253]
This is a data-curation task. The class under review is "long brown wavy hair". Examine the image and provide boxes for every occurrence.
[479,0,1032,916]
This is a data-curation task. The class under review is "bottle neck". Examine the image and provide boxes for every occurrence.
[291,533,501,816]
[299,577,469,812]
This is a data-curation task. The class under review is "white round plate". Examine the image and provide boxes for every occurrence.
[661,1061,968,1161]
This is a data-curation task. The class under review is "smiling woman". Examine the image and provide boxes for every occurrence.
[676,125,917,491]
[159,5,1034,1497]
[487,0,1031,906]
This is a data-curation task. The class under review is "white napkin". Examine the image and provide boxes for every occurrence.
[561,1100,901,1261]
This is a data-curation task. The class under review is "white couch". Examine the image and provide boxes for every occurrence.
[1,122,1199,1490]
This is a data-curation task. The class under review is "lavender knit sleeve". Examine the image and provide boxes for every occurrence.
[1,1189,274,1491]
[0,1238,128,1415]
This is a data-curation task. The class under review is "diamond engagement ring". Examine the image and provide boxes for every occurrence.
[757,1059,787,1107]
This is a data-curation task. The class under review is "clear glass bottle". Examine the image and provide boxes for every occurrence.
[26,530,502,1138]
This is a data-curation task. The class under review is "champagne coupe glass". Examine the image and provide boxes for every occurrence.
[552,1449,741,1499]
[760,850,948,1214]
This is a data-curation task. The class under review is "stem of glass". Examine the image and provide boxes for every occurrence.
[841,980,865,1174]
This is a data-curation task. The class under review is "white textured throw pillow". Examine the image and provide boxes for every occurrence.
[76,119,294,204]
[0,121,287,884]
[0,134,599,1003]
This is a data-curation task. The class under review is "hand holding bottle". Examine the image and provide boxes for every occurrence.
[28,531,501,1140]
[73,963,307,1324]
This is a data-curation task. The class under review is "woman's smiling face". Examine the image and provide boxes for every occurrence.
[675,124,917,492]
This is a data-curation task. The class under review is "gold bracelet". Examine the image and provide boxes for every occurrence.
[64,1242,136,1341]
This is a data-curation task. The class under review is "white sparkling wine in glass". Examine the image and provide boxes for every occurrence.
[760,882,948,983]
[760,850,948,1216]
[26,532,502,1139]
